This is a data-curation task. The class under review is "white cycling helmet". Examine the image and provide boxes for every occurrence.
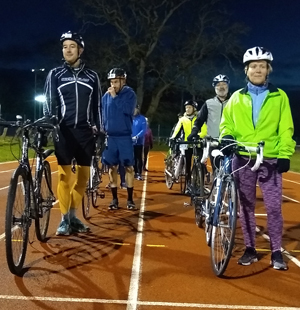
[212,74,230,87]
[243,46,273,64]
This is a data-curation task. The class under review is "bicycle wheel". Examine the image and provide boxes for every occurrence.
[91,157,102,208]
[179,156,186,194]
[35,161,52,242]
[5,166,31,275]
[164,155,174,189]
[210,178,237,277]
[82,180,91,220]
[190,163,205,197]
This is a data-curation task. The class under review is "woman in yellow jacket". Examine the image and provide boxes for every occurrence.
[170,100,207,190]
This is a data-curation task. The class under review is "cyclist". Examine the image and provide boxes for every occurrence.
[132,105,147,180]
[219,46,296,270]
[101,68,137,210]
[44,31,102,236]
[143,117,153,172]
[187,74,231,173]
[170,100,207,193]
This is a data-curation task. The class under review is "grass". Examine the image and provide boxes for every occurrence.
[0,136,45,162]
[152,142,169,152]
[290,148,300,173]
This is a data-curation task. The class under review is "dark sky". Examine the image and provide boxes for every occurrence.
[1,0,300,88]
[0,0,299,134]
[1,0,300,89]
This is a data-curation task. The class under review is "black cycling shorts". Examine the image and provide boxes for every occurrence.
[54,124,94,166]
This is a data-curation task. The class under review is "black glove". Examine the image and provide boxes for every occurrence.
[187,128,199,141]
[220,135,234,156]
[277,158,290,173]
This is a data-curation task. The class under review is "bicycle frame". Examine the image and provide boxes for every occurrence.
[211,156,233,227]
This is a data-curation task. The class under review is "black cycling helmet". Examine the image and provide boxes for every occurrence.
[107,68,127,79]
[184,100,198,109]
[60,31,84,48]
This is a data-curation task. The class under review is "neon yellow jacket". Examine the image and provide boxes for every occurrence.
[219,84,295,159]
[171,112,207,141]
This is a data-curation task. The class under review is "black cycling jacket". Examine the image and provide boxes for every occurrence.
[43,61,102,129]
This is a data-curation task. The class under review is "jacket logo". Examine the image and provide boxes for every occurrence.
[61,77,90,82]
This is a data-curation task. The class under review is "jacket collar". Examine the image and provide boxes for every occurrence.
[240,83,278,94]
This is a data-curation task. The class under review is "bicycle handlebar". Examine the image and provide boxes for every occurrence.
[173,139,203,145]
[243,141,264,171]
[0,116,59,142]
[200,136,265,171]
[0,120,19,127]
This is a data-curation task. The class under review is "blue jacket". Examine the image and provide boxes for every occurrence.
[132,114,147,145]
[102,86,136,136]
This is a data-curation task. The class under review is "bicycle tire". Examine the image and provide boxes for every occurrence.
[179,156,186,194]
[164,155,174,189]
[204,179,216,245]
[5,166,31,275]
[82,188,91,220]
[191,165,204,227]
[91,158,101,208]
[191,163,205,197]
[35,161,52,242]
[210,178,237,277]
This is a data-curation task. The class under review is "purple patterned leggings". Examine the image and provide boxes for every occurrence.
[232,156,283,252]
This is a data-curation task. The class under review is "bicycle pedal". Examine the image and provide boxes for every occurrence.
[99,192,105,199]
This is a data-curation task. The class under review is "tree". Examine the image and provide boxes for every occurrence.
[70,0,248,121]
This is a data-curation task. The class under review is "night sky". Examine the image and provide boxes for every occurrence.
[1,1,300,86]
[0,0,299,133]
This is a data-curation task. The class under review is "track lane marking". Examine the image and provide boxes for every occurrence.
[0,295,299,309]
[255,227,300,268]
[126,170,148,310]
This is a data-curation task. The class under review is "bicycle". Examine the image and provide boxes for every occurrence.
[164,140,187,194]
[82,134,105,219]
[0,116,57,275]
[187,138,211,207]
[197,137,264,277]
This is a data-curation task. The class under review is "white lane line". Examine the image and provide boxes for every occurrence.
[255,227,300,268]
[282,195,300,204]
[0,295,298,309]
[126,171,147,310]
[0,169,15,174]
[0,171,58,191]
[283,178,300,185]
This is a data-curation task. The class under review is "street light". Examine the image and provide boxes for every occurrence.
[32,68,45,120]
[34,95,46,119]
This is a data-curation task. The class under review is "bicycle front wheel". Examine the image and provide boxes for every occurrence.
[35,161,52,242]
[164,155,173,189]
[191,163,205,196]
[210,178,237,277]
[82,187,91,220]
[179,156,186,194]
[5,166,31,275]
